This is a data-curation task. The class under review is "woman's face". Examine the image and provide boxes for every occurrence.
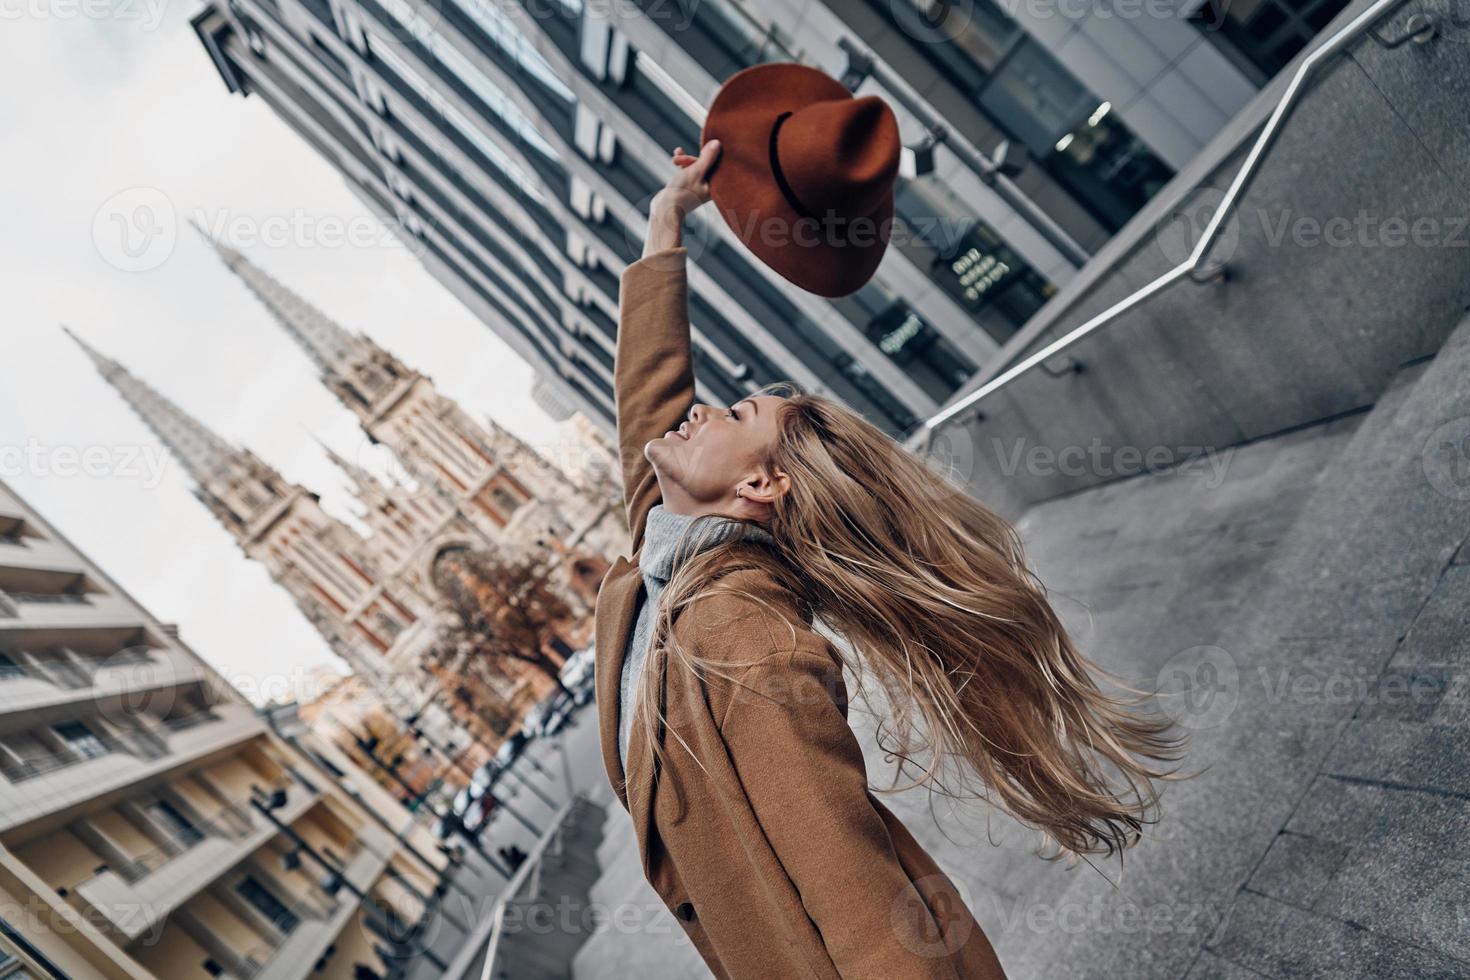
[645,395,790,518]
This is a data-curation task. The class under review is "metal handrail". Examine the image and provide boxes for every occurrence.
[912,0,1419,446]
[0,708,225,782]
[475,796,578,980]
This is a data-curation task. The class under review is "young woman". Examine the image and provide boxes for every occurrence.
[591,139,1185,979]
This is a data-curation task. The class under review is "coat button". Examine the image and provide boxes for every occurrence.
[673,901,696,922]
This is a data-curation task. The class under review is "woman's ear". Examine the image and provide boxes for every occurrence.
[737,468,791,505]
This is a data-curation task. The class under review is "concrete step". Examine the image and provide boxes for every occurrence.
[1010,309,1470,979]
[849,310,1470,979]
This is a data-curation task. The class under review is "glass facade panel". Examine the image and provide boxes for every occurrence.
[980,40,1173,230]
[54,721,108,760]
[236,875,301,933]
[931,221,1056,341]
[867,0,1176,232]
[366,33,548,202]
[864,301,977,402]
[1191,0,1348,79]
[375,0,562,160]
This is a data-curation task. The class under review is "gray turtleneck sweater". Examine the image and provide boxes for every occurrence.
[617,503,774,771]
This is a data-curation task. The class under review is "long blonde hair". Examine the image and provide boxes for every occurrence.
[635,383,1187,861]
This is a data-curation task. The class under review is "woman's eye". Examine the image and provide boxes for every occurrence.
[727,406,739,420]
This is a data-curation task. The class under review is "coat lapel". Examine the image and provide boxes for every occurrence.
[594,556,641,810]
[593,554,663,881]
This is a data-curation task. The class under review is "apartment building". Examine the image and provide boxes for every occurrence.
[0,480,448,980]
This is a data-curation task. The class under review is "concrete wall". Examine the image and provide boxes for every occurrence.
[12,829,98,895]
[130,924,213,980]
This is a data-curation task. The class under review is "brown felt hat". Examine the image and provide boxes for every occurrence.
[701,63,900,298]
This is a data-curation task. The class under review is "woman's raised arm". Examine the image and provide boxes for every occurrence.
[613,141,720,551]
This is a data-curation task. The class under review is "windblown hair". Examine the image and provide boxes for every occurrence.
[635,382,1187,862]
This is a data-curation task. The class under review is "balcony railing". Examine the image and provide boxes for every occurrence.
[106,797,269,883]
[0,709,225,783]
[233,889,344,978]
[0,646,158,688]
[3,591,89,605]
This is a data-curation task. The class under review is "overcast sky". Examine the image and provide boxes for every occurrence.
[0,5,564,702]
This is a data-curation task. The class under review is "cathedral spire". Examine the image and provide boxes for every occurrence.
[313,434,381,494]
[63,326,241,486]
[193,222,373,381]
[196,224,417,423]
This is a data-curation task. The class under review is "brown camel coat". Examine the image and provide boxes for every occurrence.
[593,246,1008,979]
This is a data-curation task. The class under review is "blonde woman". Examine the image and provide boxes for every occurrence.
[592,87,1184,979]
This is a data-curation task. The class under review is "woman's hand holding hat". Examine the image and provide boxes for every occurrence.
[645,140,722,256]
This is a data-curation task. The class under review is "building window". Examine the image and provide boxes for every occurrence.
[931,221,1056,342]
[0,518,27,546]
[864,302,977,402]
[0,912,65,978]
[235,875,301,934]
[1191,0,1346,80]
[148,799,205,848]
[491,486,522,515]
[54,722,108,761]
[832,354,917,432]
[979,39,1173,230]
[874,0,1176,232]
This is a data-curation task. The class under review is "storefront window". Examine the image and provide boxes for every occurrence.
[864,302,977,402]
[931,221,1056,342]
[979,39,1173,230]
[871,0,1176,233]
[1190,0,1347,81]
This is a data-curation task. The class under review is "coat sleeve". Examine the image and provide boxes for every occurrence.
[615,246,695,554]
[714,623,965,979]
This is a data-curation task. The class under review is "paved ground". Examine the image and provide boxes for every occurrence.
[564,316,1470,980]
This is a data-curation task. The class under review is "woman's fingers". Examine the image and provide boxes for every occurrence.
[672,140,719,171]
[691,139,721,181]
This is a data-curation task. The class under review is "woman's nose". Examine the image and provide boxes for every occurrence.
[688,403,709,423]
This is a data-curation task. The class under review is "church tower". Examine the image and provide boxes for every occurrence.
[200,234,627,557]
[65,329,492,750]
